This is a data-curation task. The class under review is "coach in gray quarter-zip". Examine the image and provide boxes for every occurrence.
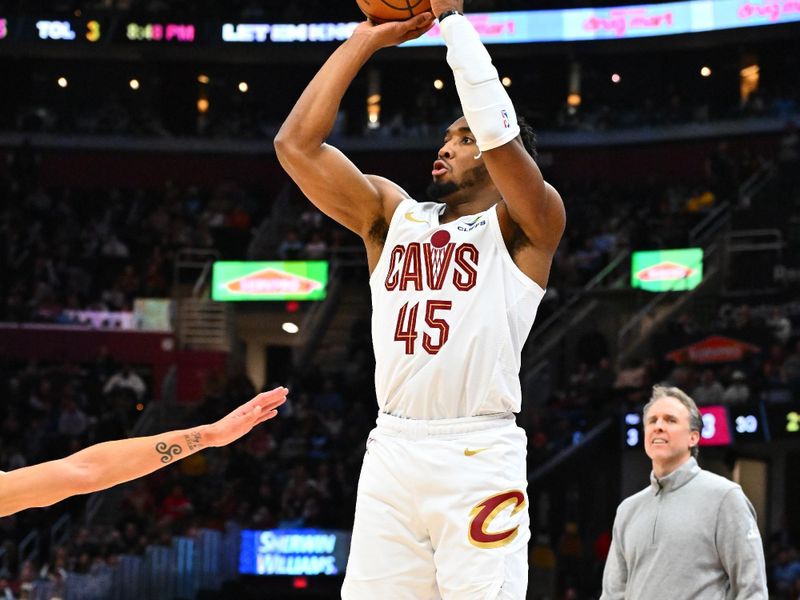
[601,385,768,600]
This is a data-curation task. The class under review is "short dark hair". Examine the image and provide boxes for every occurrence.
[517,116,538,162]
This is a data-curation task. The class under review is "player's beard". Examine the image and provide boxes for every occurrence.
[426,163,490,203]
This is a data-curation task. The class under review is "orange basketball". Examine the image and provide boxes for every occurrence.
[355,0,432,23]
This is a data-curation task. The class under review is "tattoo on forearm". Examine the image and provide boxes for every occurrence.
[183,432,202,451]
[155,442,182,463]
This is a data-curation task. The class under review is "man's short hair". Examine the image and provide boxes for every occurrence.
[643,385,702,458]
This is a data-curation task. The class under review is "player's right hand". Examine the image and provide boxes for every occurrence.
[352,12,435,50]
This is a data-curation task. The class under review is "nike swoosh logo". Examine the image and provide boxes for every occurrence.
[404,211,428,224]
[464,448,489,456]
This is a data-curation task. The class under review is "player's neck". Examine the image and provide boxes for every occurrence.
[440,189,501,223]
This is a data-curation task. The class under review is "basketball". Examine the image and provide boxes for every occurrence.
[355,0,432,23]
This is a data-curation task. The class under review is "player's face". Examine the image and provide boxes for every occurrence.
[428,117,490,201]
[643,397,699,470]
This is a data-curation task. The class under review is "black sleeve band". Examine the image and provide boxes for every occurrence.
[438,9,463,23]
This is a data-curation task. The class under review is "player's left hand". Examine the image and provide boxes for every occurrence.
[204,387,288,447]
[430,0,464,19]
[352,12,435,50]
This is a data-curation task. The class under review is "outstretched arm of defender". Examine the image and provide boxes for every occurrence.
[0,388,288,517]
[433,0,565,284]
[274,15,434,239]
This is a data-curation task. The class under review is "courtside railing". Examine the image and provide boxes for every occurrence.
[30,525,238,600]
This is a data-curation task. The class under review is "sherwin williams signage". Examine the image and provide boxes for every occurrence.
[239,529,351,576]
[631,248,703,292]
[212,261,328,301]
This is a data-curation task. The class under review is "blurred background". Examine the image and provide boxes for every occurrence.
[0,0,799,598]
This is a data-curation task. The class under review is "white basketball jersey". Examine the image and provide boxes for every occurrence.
[369,198,545,419]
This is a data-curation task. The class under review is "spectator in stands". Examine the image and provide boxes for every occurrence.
[0,577,14,600]
[277,230,304,260]
[57,398,89,438]
[591,357,615,407]
[779,122,799,165]
[773,546,800,596]
[783,340,800,397]
[313,378,344,414]
[159,484,193,522]
[706,141,738,201]
[614,360,649,391]
[767,307,792,345]
[100,232,130,259]
[529,533,557,599]
[305,232,328,259]
[722,370,751,404]
[121,481,156,520]
[102,365,146,401]
[557,521,585,593]
[691,369,725,405]
[729,304,767,345]
[759,360,792,404]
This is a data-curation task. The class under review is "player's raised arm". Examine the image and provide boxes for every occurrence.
[0,388,287,517]
[433,0,565,284]
[274,15,434,241]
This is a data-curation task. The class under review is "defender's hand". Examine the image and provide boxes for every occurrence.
[204,387,288,448]
[430,0,464,19]
[352,12,435,50]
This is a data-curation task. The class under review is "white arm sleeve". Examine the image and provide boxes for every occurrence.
[440,13,520,152]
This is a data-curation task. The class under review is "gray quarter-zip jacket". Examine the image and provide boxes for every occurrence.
[601,457,768,599]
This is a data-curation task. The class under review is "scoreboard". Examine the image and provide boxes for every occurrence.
[2,1,800,49]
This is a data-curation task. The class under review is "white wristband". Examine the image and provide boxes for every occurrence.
[440,13,520,152]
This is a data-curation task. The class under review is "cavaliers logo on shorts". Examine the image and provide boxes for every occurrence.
[467,490,526,549]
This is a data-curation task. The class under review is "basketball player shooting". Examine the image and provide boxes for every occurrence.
[275,2,565,598]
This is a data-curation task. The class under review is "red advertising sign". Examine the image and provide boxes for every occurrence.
[666,335,760,364]
[637,261,698,282]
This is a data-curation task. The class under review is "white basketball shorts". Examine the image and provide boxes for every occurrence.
[341,412,530,600]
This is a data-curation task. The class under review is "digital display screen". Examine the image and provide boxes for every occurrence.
[30,19,105,42]
[222,22,357,43]
[698,405,732,446]
[3,1,800,47]
[766,405,800,440]
[400,0,800,46]
[221,1,800,46]
[631,248,703,292]
[729,404,769,443]
[239,529,351,576]
[212,261,328,302]
[623,411,643,449]
[124,22,196,42]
